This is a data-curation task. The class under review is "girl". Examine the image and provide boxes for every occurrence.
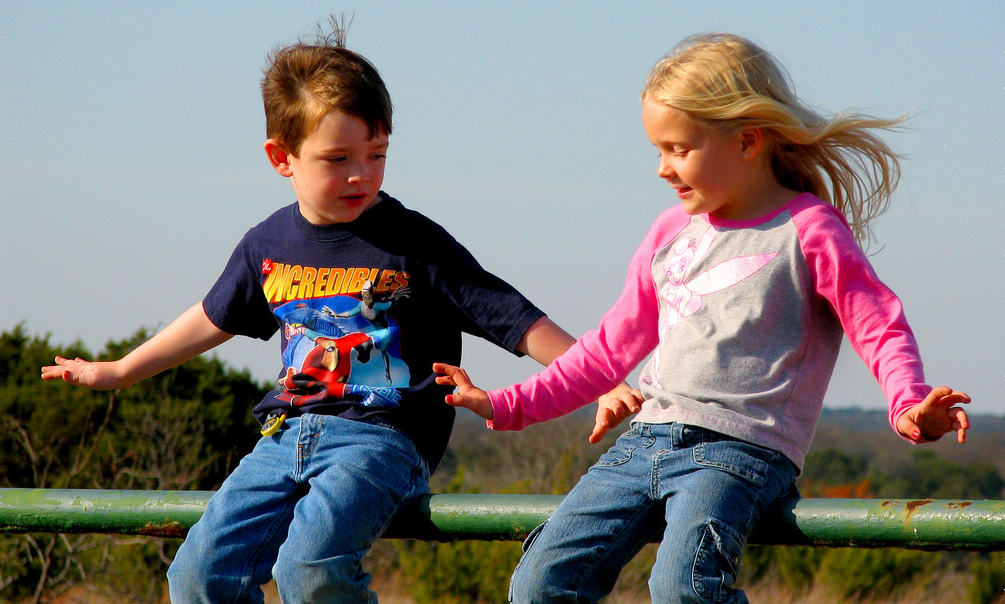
[434,33,970,603]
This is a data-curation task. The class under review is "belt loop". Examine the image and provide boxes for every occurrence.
[669,422,683,448]
[674,423,701,448]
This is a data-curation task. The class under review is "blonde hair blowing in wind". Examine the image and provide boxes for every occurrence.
[642,33,905,246]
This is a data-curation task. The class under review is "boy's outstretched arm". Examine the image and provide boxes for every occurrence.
[41,303,233,391]
[515,316,642,441]
[514,316,578,367]
[896,386,971,444]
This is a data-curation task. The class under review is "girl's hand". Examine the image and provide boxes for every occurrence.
[433,363,493,421]
[897,386,971,444]
[40,356,129,391]
[590,384,644,444]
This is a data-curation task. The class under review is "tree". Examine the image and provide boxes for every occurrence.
[0,325,267,602]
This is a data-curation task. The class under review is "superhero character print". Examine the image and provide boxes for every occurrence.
[275,281,410,408]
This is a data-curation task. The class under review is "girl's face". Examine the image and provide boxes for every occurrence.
[642,100,757,220]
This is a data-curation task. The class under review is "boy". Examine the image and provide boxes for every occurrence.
[42,24,632,603]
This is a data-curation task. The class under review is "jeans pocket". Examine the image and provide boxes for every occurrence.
[692,438,777,487]
[594,424,652,467]
[692,519,744,602]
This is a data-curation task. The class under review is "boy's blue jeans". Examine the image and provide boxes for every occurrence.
[167,414,430,604]
[509,422,797,604]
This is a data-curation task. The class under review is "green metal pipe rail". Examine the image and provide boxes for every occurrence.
[1,489,1004,551]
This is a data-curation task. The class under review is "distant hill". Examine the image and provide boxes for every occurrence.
[809,407,1005,478]
[450,406,1005,482]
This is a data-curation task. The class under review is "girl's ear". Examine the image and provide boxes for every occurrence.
[739,127,765,160]
[264,139,294,177]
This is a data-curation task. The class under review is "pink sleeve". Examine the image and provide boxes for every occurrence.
[486,210,683,431]
[793,203,929,435]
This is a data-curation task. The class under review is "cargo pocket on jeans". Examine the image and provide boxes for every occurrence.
[692,518,744,602]
[520,521,547,553]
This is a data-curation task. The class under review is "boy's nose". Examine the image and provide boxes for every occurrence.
[347,162,377,184]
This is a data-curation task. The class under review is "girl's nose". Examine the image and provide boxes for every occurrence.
[656,156,675,180]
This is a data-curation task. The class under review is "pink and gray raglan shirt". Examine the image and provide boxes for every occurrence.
[487,193,928,471]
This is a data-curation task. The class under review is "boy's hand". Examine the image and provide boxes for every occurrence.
[41,356,129,391]
[433,363,493,421]
[590,384,644,444]
[897,386,971,444]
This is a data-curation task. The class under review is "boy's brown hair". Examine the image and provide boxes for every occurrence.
[261,19,392,154]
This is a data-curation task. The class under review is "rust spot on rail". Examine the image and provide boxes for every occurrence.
[140,521,187,538]
[904,498,932,518]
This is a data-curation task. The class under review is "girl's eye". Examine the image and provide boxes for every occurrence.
[658,147,688,159]
[327,156,347,163]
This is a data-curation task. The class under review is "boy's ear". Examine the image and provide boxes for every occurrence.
[264,139,294,177]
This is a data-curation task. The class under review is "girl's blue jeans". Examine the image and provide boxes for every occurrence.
[509,422,797,604]
[167,414,430,604]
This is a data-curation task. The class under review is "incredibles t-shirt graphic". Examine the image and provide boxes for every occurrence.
[202,194,544,468]
[274,283,409,409]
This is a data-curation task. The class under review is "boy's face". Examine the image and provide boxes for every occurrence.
[268,111,388,225]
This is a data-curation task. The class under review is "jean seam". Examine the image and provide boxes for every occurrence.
[567,503,662,600]
[238,484,305,602]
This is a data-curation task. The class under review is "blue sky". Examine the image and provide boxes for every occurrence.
[3,1,1002,419]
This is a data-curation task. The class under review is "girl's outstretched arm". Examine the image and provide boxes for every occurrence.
[433,363,493,420]
[896,386,971,444]
[40,303,233,391]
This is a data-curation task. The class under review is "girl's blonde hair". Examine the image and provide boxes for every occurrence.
[642,33,904,245]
